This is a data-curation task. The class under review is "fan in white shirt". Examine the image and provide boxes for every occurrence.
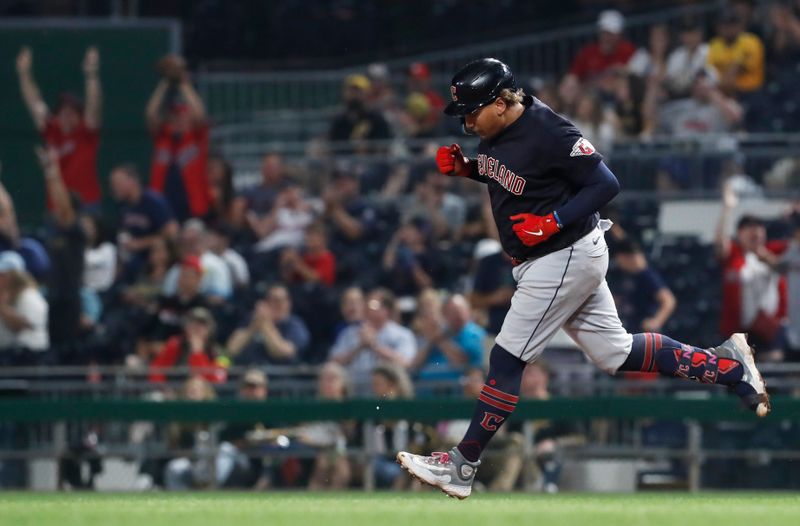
[81,215,117,292]
[0,252,48,351]
[665,21,709,97]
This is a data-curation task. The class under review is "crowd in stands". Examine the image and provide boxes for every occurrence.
[3,2,800,491]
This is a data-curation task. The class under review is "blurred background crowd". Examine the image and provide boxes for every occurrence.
[0,0,799,492]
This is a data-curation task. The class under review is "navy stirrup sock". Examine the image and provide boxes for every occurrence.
[620,333,744,386]
[457,344,526,462]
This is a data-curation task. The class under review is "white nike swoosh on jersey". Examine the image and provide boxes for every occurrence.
[521,229,543,236]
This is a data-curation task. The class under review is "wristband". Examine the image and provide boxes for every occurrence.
[553,210,564,230]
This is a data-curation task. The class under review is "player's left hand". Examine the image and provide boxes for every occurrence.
[509,212,560,247]
[435,144,470,177]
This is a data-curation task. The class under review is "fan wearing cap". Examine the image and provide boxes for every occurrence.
[146,54,211,222]
[0,251,49,357]
[149,306,226,384]
[216,368,271,489]
[161,219,233,301]
[329,74,392,155]
[407,62,445,128]
[148,255,211,342]
[16,46,102,206]
[563,10,636,84]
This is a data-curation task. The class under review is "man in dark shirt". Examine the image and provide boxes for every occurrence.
[329,74,391,155]
[217,369,272,489]
[236,152,290,219]
[111,164,178,282]
[398,58,770,499]
[323,169,378,252]
[226,284,310,366]
[36,148,86,361]
[147,256,209,342]
[612,240,676,333]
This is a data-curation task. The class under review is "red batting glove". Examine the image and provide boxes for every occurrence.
[435,144,471,177]
[509,212,560,247]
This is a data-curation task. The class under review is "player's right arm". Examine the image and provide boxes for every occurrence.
[145,79,170,134]
[715,180,736,261]
[16,47,49,132]
[36,146,76,228]
[436,144,485,183]
[82,47,102,130]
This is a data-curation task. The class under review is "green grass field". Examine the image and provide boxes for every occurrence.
[1,492,799,526]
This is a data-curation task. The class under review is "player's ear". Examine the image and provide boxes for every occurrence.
[494,97,506,116]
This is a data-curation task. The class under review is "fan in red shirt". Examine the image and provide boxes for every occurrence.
[569,10,636,81]
[149,306,226,384]
[408,62,445,127]
[280,223,337,287]
[559,10,636,105]
[146,54,211,222]
[16,47,103,206]
[716,185,787,351]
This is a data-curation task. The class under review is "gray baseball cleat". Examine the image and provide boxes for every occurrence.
[713,333,771,417]
[396,447,479,499]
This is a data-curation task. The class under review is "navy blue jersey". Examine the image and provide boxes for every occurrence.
[614,267,667,331]
[471,98,602,261]
[120,189,175,240]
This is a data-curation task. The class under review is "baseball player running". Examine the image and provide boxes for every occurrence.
[396,58,770,499]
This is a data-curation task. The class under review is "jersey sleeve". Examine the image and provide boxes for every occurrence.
[540,117,603,184]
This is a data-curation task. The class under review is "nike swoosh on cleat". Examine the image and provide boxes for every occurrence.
[419,465,450,474]
[592,237,600,245]
[521,229,543,236]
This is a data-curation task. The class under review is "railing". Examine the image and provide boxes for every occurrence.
[4,396,797,424]
[196,2,722,119]
[3,362,800,400]
[1,396,799,492]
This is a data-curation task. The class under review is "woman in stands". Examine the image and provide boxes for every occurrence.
[0,251,49,365]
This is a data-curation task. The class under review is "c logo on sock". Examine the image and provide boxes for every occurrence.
[480,412,505,431]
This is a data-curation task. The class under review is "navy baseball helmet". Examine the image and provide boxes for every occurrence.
[444,58,516,117]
